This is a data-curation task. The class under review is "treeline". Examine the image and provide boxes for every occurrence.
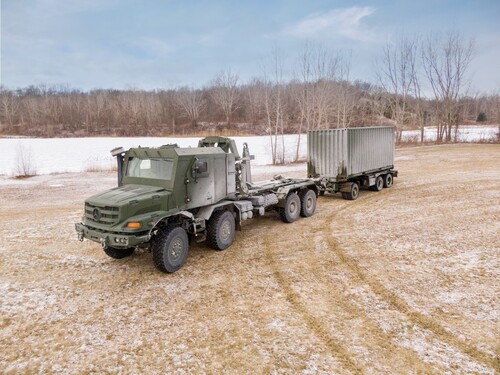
[1,33,499,144]
[1,81,497,137]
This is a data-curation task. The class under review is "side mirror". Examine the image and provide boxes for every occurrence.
[194,159,208,174]
[192,158,208,182]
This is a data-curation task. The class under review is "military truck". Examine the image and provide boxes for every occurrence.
[75,137,318,273]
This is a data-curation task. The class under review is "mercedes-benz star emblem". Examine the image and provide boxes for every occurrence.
[93,208,101,221]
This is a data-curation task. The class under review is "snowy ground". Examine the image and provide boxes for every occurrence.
[0,144,499,373]
[401,125,499,143]
[1,126,498,176]
[0,134,308,176]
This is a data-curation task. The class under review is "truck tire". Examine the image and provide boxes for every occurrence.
[103,247,134,259]
[299,189,316,217]
[344,182,359,200]
[207,210,235,250]
[279,192,301,223]
[152,226,189,273]
[383,173,393,188]
[370,176,384,191]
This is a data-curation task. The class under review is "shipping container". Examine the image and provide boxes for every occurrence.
[308,127,397,200]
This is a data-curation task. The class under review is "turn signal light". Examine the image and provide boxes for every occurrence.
[127,222,142,229]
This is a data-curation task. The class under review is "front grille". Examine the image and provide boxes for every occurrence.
[85,203,119,225]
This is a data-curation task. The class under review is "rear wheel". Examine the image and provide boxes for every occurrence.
[279,192,301,223]
[370,175,384,191]
[152,226,189,273]
[299,189,317,217]
[344,183,359,200]
[103,247,134,259]
[207,210,235,250]
[383,173,393,188]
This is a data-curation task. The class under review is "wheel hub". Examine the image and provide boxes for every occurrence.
[220,220,231,241]
[169,238,183,261]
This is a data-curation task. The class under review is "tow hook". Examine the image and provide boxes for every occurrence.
[77,231,84,242]
[100,238,107,248]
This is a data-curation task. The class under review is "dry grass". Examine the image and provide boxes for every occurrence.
[0,145,499,373]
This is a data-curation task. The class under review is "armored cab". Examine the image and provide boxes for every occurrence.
[120,145,236,209]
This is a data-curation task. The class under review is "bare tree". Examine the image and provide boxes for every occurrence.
[245,78,265,126]
[292,43,352,160]
[422,32,474,142]
[175,87,206,127]
[334,52,357,128]
[210,70,240,126]
[261,47,288,164]
[377,35,420,142]
[0,87,20,130]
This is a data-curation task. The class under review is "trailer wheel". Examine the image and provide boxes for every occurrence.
[103,247,134,259]
[207,210,235,250]
[279,192,301,223]
[370,176,384,191]
[383,173,393,188]
[299,189,316,217]
[344,183,359,200]
[152,226,189,273]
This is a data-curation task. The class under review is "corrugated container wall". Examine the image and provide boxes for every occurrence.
[308,127,395,180]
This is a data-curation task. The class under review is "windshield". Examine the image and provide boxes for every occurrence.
[126,157,174,180]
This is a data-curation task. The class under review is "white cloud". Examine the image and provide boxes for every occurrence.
[285,7,376,42]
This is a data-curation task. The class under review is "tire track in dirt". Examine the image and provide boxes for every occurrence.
[305,231,440,372]
[263,226,440,373]
[322,189,500,372]
[262,234,363,374]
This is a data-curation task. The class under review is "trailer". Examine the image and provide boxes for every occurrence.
[308,126,398,200]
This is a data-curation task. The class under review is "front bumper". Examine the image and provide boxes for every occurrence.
[75,222,151,248]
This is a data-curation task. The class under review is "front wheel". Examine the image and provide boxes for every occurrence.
[103,247,134,259]
[207,210,235,250]
[152,226,189,273]
[279,192,301,223]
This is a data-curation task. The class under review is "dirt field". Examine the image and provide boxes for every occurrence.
[1,144,499,374]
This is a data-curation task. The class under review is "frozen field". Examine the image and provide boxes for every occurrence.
[401,125,499,142]
[0,134,307,176]
[1,126,498,176]
[0,144,499,373]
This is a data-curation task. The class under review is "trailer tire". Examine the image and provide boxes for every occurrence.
[103,246,134,259]
[345,183,360,200]
[299,189,316,217]
[370,175,384,191]
[383,173,393,188]
[207,210,235,250]
[279,192,301,223]
[152,226,189,273]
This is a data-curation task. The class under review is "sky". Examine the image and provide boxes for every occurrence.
[1,0,499,93]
